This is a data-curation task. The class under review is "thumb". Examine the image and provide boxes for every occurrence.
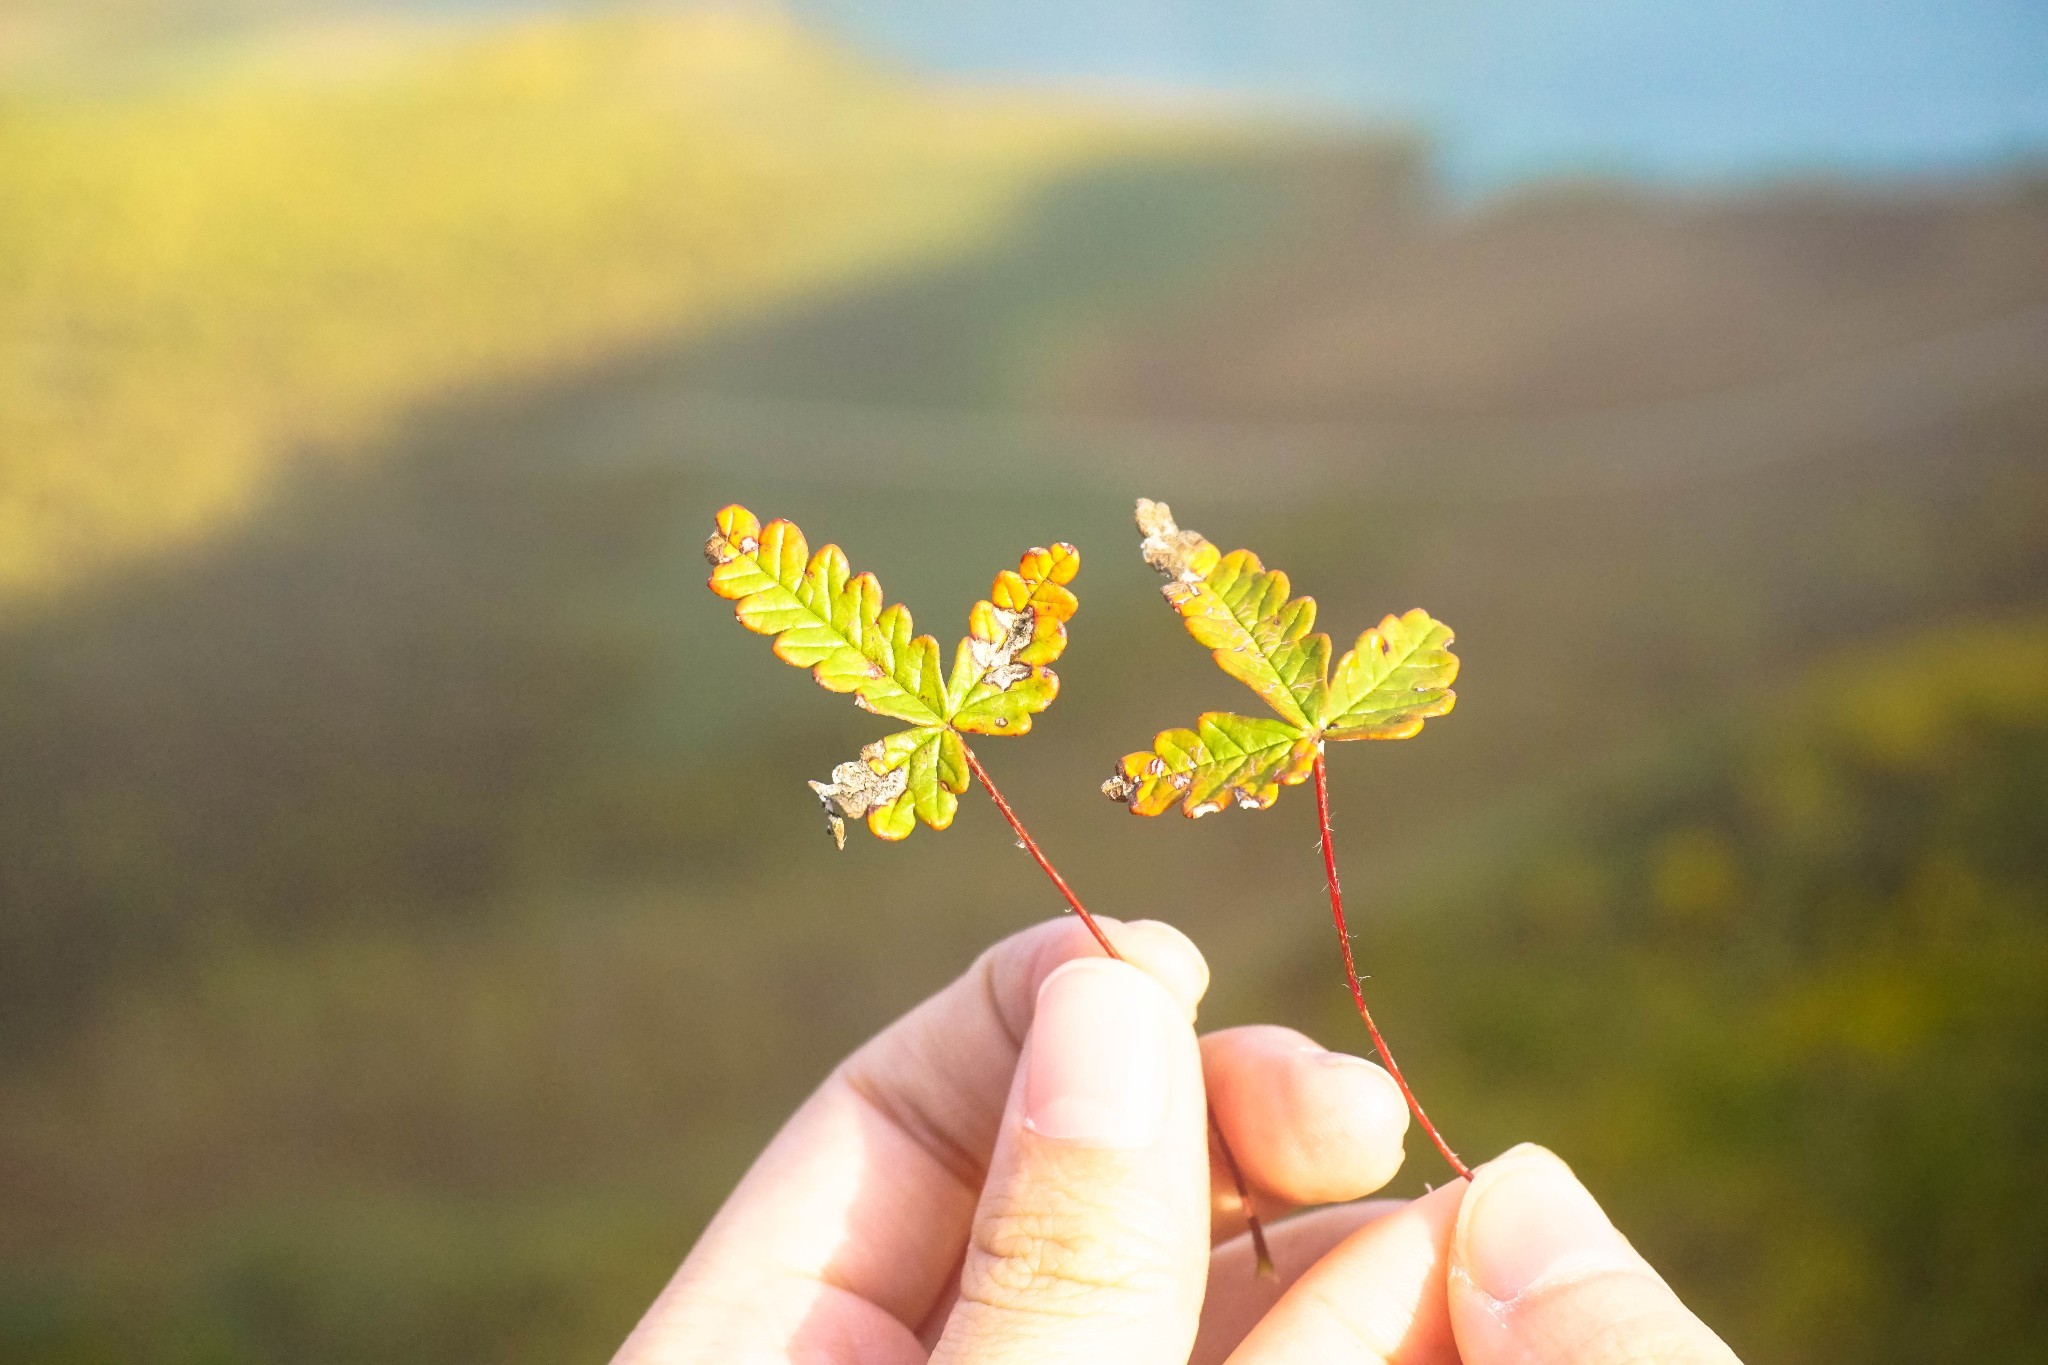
[1448,1144,1743,1365]
[931,957,1210,1365]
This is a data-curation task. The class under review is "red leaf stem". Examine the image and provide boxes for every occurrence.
[1312,752,1473,1183]
[963,744,1276,1276]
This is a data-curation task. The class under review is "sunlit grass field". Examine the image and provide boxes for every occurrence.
[0,8,1141,602]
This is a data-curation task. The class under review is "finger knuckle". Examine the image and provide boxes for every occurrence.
[1531,1272,1735,1365]
[958,1184,1176,1318]
[1574,1316,1725,1365]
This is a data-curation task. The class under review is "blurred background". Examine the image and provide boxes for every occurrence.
[3,1,2045,1360]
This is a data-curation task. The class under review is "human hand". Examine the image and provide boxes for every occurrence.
[613,917,1741,1365]
[1212,1143,1746,1365]
[612,915,1411,1362]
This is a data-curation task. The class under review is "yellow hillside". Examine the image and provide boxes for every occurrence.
[0,11,1135,602]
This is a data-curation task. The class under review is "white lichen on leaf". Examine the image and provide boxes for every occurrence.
[808,757,908,850]
[709,504,1079,844]
[1136,498,1215,584]
[1110,498,1458,820]
[704,532,756,565]
[1100,771,1140,803]
[968,606,1035,691]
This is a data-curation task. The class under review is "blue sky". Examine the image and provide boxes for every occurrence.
[786,0,2048,189]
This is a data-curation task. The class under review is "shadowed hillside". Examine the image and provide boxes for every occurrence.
[1075,171,2048,418]
[1298,619,2048,1363]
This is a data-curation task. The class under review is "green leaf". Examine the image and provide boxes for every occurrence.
[1139,501,1325,727]
[1323,609,1459,740]
[1103,713,1318,818]
[707,504,946,727]
[1108,500,1458,819]
[708,504,1079,844]
[862,726,969,840]
[947,542,1079,736]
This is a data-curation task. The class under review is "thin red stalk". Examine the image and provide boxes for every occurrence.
[1311,752,1473,1183]
[963,746,1115,957]
[962,745,1275,1276]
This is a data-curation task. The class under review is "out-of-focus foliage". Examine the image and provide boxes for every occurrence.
[705,503,1079,841]
[1107,498,1456,816]
[0,8,1129,602]
[1297,617,2048,1364]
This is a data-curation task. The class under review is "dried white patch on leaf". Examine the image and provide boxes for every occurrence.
[968,606,1035,691]
[1135,498,1211,583]
[807,758,907,850]
[1102,770,1140,805]
[703,530,758,566]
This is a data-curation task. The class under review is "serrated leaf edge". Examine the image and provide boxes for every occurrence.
[708,504,1079,844]
[1112,500,1459,820]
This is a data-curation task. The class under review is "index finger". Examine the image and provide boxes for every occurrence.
[614,915,1208,1361]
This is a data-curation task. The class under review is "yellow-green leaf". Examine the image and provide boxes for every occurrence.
[1138,500,1326,727]
[707,504,947,727]
[1112,499,1460,817]
[708,505,1080,845]
[1323,609,1459,740]
[948,542,1080,736]
[1103,713,1318,819]
[861,726,968,839]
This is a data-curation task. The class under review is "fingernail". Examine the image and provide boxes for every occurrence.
[1122,918,1209,1014]
[1305,1044,1390,1076]
[1024,959,1174,1148]
[1461,1145,1638,1304]
[1303,1046,1411,1127]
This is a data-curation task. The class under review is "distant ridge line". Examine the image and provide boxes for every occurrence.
[582,303,2048,498]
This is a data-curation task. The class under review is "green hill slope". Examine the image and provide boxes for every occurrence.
[0,8,1140,602]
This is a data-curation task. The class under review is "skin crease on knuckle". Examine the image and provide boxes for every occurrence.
[954,1179,1190,1323]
